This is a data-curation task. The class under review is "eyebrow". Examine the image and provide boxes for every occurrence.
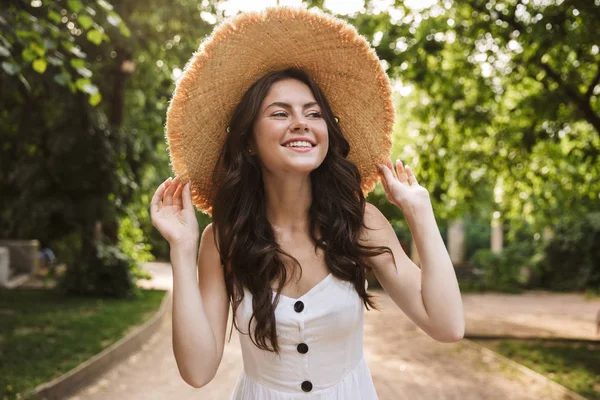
[264,101,319,111]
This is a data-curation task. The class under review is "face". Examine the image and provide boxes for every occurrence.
[251,79,329,176]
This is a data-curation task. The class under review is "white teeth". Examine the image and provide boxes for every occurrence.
[284,141,313,148]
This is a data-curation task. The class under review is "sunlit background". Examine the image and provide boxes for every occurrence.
[1,0,599,399]
[217,0,437,15]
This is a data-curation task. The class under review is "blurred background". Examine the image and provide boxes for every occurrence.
[1,0,599,399]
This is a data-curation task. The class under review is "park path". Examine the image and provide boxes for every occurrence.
[66,261,598,400]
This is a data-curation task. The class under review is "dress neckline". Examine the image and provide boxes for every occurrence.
[272,272,333,301]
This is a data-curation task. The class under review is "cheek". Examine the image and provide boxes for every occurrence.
[317,127,329,154]
[311,118,326,136]
[253,126,280,151]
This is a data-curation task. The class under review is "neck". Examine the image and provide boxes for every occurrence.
[263,171,312,234]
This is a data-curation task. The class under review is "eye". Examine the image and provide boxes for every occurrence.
[309,112,322,118]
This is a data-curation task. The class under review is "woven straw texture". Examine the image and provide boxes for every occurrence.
[165,6,395,216]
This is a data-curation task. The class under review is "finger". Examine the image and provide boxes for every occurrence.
[380,164,396,193]
[378,163,396,185]
[381,174,390,197]
[173,180,184,207]
[164,177,177,206]
[406,165,419,185]
[385,158,398,180]
[151,178,171,215]
[396,159,408,184]
[182,182,194,210]
[378,168,388,193]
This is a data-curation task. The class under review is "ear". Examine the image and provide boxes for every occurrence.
[245,133,260,156]
[247,136,256,153]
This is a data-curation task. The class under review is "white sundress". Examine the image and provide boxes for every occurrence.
[230,273,379,399]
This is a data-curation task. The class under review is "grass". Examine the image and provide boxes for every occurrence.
[472,338,600,400]
[458,279,527,294]
[584,289,600,300]
[0,287,167,400]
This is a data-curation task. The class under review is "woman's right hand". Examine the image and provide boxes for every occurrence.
[150,177,199,248]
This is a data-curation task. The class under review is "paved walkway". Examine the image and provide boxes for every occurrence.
[462,290,600,341]
[66,262,598,399]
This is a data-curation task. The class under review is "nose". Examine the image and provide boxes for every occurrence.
[290,120,309,132]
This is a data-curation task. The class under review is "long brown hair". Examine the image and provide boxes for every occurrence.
[211,68,396,354]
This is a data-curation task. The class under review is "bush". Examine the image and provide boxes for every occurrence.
[469,239,537,293]
[148,227,171,260]
[118,212,155,265]
[49,230,82,270]
[51,209,154,298]
[464,215,492,262]
[536,212,600,292]
[58,242,143,298]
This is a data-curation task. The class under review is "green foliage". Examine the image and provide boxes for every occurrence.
[47,231,82,270]
[118,212,155,265]
[537,212,600,291]
[58,241,138,298]
[114,0,218,259]
[2,0,599,297]
[458,279,486,293]
[463,214,492,262]
[147,226,171,261]
[470,238,537,293]
[345,0,600,235]
[0,0,130,106]
[0,0,219,297]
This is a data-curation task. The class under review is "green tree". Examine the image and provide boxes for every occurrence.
[341,0,600,239]
[0,0,220,296]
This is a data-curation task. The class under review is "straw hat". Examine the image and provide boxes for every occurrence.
[165,6,395,216]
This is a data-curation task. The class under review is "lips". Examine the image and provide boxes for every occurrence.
[281,137,316,146]
[283,145,314,152]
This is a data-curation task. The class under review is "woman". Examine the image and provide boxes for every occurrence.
[151,6,464,399]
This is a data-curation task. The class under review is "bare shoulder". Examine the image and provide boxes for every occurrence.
[360,202,415,276]
[363,201,387,225]
[200,223,220,254]
[201,222,215,242]
[361,202,396,246]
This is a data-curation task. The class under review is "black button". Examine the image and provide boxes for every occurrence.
[297,343,309,354]
[301,380,312,392]
[294,300,304,312]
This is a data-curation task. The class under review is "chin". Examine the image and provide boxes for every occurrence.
[287,162,322,173]
[267,148,327,174]
[277,157,324,173]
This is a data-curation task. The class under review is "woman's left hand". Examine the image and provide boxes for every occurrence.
[377,159,432,216]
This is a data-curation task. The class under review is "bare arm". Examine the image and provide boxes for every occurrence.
[362,202,464,343]
[171,223,230,388]
[150,178,230,387]
[370,160,464,342]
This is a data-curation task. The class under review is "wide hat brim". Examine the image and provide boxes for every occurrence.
[166,6,395,216]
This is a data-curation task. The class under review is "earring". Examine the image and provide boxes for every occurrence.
[226,126,230,133]
[334,116,339,124]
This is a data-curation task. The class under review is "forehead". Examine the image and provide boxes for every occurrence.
[262,79,316,104]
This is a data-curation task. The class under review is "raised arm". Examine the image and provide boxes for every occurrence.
[171,223,230,387]
[150,177,230,387]
[366,159,464,342]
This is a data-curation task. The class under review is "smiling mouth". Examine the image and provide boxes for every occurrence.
[282,145,315,151]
